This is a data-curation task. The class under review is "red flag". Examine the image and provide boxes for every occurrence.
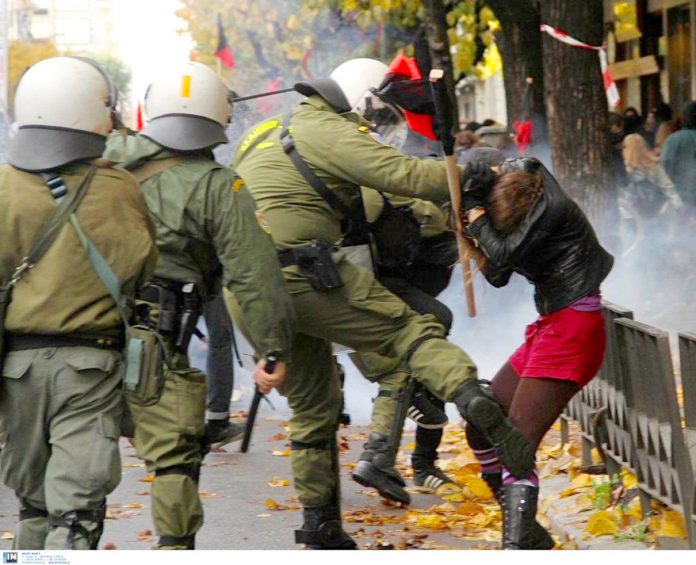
[215,14,235,69]
[135,102,144,131]
[512,119,533,154]
[386,53,436,140]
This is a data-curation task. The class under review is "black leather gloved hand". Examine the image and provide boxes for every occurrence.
[462,161,497,211]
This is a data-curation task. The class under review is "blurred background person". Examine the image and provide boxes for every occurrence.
[661,101,696,214]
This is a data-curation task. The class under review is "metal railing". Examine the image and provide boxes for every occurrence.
[560,302,696,548]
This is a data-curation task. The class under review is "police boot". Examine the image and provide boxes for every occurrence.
[501,484,554,550]
[454,380,535,478]
[482,470,503,502]
[412,453,455,491]
[352,432,410,505]
[295,505,357,549]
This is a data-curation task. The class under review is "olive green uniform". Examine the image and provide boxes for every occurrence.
[232,95,478,511]
[0,163,157,549]
[105,134,295,548]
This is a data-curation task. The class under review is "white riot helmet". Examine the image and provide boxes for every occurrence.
[330,58,389,116]
[141,62,232,151]
[8,56,117,172]
[295,58,389,116]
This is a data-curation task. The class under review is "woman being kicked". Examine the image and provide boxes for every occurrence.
[462,158,614,549]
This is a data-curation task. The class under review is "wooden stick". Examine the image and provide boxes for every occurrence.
[429,69,476,317]
[445,155,477,317]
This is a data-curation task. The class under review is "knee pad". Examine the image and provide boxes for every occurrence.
[48,501,106,550]
[19,504,48,522]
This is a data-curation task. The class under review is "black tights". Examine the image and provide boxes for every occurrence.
[466,361,580,454]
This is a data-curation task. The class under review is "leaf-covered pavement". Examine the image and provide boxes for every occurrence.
[0,415,682,550]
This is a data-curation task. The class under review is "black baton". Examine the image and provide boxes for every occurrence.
[240,356,277,453]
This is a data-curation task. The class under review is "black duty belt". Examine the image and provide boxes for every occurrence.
[4,333,123,352]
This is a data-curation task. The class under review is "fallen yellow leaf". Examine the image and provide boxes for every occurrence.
[414,513,448,530]
[621,468,638,489]
[1,531,15,540]
[625,501,643,522]
[265,498,280,510]
[541,442,564,458]
[463,476,494,499]
[455,501,484,515]
[268,476,290,487]
[571,473,593,488]
[585,510,620,537]
[650,508,686,539]
[271,449,291,457]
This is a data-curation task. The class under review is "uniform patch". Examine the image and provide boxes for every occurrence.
[232,178,245,192]
[240,120,281,153]
[255,210,272,234]
[181,75,192,98]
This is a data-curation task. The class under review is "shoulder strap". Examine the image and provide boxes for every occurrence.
[38,170,130,325]
[128,156,184,183]
[6,167,97,287]
[68,214,130,324]
[279,115,353,217]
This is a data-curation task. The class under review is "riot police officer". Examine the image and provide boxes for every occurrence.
[105,62,296,549]
[232,57,534,548]
[0,56,158,550]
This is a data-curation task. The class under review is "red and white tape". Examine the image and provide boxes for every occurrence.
[540,24,621,107]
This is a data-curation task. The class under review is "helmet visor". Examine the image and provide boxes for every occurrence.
[364,100,408,150]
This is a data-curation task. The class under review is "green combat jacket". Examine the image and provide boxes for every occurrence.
[232,95,461,251]
[105,134,295,361]
[0,162,157,340]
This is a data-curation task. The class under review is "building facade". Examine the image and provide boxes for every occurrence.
[606,0,695,118]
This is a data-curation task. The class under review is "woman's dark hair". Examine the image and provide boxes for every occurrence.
[489,170,544,233]
[682,101,696,129]
[467,170,544,275]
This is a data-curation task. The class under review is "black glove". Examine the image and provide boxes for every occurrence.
[461,161,497,211]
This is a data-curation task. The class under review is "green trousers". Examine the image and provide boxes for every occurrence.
[228,254,477,508]
[0,346,123,550]
[127,351,207,548]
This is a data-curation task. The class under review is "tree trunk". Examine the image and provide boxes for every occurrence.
[423,0,459,129]
[488,0,546,141]
[539,0,616,223]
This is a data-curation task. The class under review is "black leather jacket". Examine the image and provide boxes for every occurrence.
[466,168,614,314]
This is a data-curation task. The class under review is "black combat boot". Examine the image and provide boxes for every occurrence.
[352,432,410,504]
[501,484,554,550]
[295,505,357,549]
[454,380,535,478]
